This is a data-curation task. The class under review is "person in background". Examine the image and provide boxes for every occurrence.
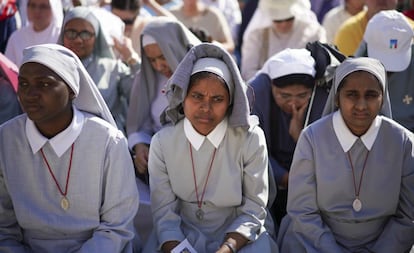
[277,56,414,253]
[334,0,406,56]
[0,43,139,253]
[0,52,21,124]
[169,0,235,53]
[248,48,326,226]
[322,0,366,44]
[355,10,414,132]
[109,0,175,57]
[310,0,340,23]
[200,0,241,47]
[126,16,201,180]
[241,0,325,80]
[144,42,279,253]
[0,0,18,53]
[5,0,63,66]
[59,6,139,135]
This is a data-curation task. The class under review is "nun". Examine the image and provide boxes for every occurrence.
[143,43,279,253]
[0,44,139,253]
[277,57,414,252]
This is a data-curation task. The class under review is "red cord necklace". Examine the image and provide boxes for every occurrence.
[40,143,74,211]
[189,141,217,221]
[347,150,369,212]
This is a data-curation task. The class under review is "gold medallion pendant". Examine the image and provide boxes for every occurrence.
[61,197,70,211]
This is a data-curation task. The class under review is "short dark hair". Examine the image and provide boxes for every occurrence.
[111,0,140,12]
[272,74,315,89]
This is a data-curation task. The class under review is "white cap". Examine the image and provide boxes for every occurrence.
[258,0,301,21]
[260,48,316,79]
[364,10,414,72]
[142,34,157,47]
[191,57,234,102]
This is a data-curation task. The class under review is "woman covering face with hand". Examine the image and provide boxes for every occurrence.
[0,44,139,253]
[143,43,279,253]
[277,57,414,253]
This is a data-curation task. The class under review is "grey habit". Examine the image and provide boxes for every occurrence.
[277,57,414,253]
[0,44,139,253]
[145,43,279,252]
[126,17,201,137]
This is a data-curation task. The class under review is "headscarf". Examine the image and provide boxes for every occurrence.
[322,57,392,117]
[58,6,114,59]
[21,43,117,127]
[161,43,252,129]
[126,17,201,135]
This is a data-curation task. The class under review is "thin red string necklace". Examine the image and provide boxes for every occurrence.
[40,143,74,211]
[346,150,369,212]
[189,141,217,221]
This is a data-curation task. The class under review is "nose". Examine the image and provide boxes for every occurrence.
[23,85,41,98]
[200,100,211,112]
[355,97,367,110]
[154,59,165,72]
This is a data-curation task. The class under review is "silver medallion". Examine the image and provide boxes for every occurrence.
[196,208,204,220]
[352,198,362,212]
[61,196,70,211]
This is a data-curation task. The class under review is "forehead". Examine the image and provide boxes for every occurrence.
[273,83,311,93]
[19,62,62,80]
[65,18,95,31]
[340,71,382,90]
[28,0,50,5]
[143,43,163,57]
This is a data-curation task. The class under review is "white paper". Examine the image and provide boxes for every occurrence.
[171,239,198,253]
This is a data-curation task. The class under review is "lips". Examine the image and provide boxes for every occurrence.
[22,102,41,113]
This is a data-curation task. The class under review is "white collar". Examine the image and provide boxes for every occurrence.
[333,110,382,152]
[184,117,227,151]
[26,106,84,157]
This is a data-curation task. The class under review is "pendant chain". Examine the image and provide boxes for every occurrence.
[347,150,369,199]
[189,142,217,209]
[40,143,74,198]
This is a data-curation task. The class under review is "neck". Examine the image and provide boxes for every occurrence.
[36,106,74,139]
[182,2,202,16]
[346,4,363,15]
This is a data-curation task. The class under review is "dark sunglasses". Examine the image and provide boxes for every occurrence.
[64,29,95,40]
[122,17,136,25]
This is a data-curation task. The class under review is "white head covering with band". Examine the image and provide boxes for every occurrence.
[191,57,234,103]
[322,57,392,118]
[21,43,117,127]
[161,43,252,128]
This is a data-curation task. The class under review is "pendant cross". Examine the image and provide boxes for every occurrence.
[403,94,413,105]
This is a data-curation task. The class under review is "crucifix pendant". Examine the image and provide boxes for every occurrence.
[196,208,204,220]
[352,198,362,212]
[61,196,70,211]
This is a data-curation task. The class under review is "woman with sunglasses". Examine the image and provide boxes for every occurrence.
[58,6,140,135]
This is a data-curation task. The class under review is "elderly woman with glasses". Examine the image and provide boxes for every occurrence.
[58,6,140,135]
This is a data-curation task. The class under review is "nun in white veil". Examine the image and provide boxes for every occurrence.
[0,44,140,253]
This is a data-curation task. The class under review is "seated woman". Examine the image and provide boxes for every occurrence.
[126,16,200,179]
[58,6,139,134]
[143,43,279,253]
[277,57,414,252]
[0,44,139,252]
[248,48,328,226]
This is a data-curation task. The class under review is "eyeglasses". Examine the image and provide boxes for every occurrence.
[27,2,50,11]
[64,29,95,40]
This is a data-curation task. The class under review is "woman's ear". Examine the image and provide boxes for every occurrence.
[334,94,339,108]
